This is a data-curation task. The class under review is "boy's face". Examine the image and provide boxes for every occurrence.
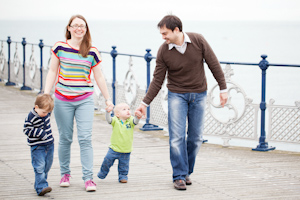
[115,104,131,121]
[34,105,49,117]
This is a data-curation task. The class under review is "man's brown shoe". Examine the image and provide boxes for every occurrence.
[38,186,52,196]
[174,180,186,190]
[119,179,127,183]
[186,176,192,185]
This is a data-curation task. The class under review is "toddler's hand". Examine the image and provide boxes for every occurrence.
[105,100,114,112]
[135,110,143,119]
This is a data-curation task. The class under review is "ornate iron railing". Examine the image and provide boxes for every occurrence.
[1,36,299,152]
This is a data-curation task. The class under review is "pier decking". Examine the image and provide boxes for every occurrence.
[0,82,300,200]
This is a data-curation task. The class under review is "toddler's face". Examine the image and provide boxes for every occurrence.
[116,104,131,121]
[35,105,49,117]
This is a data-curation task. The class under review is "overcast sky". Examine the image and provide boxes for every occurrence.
[0,0,300,21]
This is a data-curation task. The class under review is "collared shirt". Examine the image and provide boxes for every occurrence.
[109,116,135,153]
[142,32,227,107]
[168,32,191,54]
[168,32,227,93]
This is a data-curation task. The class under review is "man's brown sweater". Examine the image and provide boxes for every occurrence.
[143,32,226,105]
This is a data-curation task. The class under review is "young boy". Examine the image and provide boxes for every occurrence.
[97,103,141,183]
[23,94,54,196]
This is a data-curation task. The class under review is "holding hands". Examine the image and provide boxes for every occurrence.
[135,110,143,119]
[134,104,147,119]
[105,100,114,112]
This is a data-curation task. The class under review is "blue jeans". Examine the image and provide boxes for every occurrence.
[31,143,54,195]
[168,90,207,181]
[54,95,94,182]
[97,148,131,182]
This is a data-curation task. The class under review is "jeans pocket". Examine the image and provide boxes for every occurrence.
[31,145,40,152]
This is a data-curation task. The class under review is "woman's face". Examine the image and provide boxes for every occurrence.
[67,17,87,39]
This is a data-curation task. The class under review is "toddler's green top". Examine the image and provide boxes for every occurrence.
[110,116,135,153]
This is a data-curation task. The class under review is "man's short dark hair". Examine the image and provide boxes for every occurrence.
[157,15,182,32]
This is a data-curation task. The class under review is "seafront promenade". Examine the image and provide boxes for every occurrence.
[0,82,300,200]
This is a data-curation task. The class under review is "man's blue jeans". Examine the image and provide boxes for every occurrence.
[97,148,131,182]
[31,143,54,195]
[168,90,207,181]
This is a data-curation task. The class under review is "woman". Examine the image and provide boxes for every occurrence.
[44,14,114,192]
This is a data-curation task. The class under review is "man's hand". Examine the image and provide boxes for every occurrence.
[135,104,147,119]
[135,110,143,119]
[220,92,228,107]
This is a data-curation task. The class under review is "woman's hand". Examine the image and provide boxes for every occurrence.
[105,100,114,112]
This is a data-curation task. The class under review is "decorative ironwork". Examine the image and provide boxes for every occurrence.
[13,44,21,76]
[205,64,258,145]
[0,41,6,72]
[28,45,37,80]
[123,56,139,107]
[268,99,300,143]
[208,64,252,123]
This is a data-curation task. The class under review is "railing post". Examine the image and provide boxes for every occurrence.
[39,39,44,93]
[253,54,275,151]
[5,36,15,86]
[110,46,117,108]
[140,49,163,131]
[21,37,31,90]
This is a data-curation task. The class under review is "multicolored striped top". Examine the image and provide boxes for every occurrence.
[51,41,102,101]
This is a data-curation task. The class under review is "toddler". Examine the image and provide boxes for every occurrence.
[23,94,54,196]
[97,103,141,183]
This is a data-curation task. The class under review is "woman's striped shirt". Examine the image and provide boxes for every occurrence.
[51,41,102,100]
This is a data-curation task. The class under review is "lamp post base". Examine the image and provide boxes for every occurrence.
[5,81,15,86]
[140,123,163,131]
[252,143,275,152]
[21,86,32,90]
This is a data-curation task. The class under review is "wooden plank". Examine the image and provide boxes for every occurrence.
[0,83,300,200]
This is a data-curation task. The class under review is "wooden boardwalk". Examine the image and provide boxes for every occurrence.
[0,82,300,200]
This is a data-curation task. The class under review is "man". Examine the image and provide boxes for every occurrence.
[135,15,228,190]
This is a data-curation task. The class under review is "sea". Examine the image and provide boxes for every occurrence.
[0,20,299,106]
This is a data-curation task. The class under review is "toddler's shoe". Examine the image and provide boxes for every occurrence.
[38,186,52,196]
[185,175,192,185]
[60,174,71,187]
[85,180,96,192]
[119,179,127,183]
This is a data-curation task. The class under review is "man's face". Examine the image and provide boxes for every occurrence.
[160,25,179,44]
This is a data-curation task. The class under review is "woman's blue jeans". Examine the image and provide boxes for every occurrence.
[31,143,54,195]
[54,95,94,182]
[97,148,131,182]
[168,90,207,181]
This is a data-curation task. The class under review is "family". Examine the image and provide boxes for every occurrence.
[23,14,227,196]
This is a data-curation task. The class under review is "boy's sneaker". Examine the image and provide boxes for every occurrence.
[60,174,71,187]
[185,176,192,185]
[85,180,96,192]
[38,186,52,196]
